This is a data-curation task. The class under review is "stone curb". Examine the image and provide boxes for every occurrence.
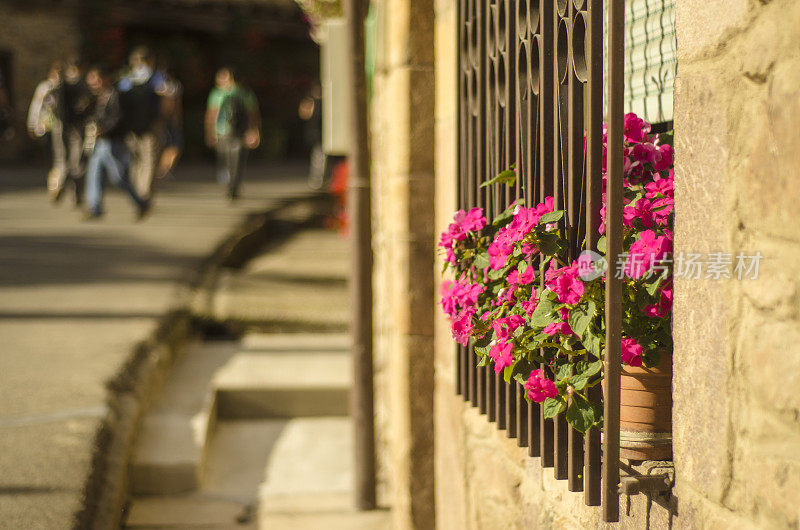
[72,192,332,530]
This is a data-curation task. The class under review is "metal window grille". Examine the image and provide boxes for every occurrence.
[456,0,630,521]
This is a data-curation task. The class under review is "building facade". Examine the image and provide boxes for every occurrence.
[368,0,800,528]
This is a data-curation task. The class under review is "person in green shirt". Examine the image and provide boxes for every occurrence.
[205,66,261,200]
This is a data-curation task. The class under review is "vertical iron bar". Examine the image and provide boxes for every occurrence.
[472,0,486,411]
[517,385,528,446]
[584,0,603,506]
[552,0,568,482]
[566,1,585,493]
[603,0,624,521]
[345,0,376,508]
[538,0,554,469]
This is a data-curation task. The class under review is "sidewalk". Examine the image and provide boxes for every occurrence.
[0,161,311,528]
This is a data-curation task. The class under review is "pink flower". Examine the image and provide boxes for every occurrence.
[508,266,535,287]
[489,341,514,374]
[524,369,559,403]
[625,230,672,279]
[621,337,643,367]
[519,288,539,317]
[438,208,487,263]
[644,284,673,318]
[492,315,525,342]
[439,280,458,318]
[534,196,555,218]
[451,308,475,346]
[652,144,673,172]
[624,113,651,143]
[651,197,674,227]
[545,261,585,305]
[487,239,513,270]
[543,307,575,337]
[455,207,487,233]
[645,172,674,200]
[623,198,654,229]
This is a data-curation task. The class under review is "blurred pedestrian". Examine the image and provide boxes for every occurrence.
[205,66,260,200]
[155,67,183,181]
[118,46,164,200]
[299,85,326,189]
[83,65,150,221]
[58,56,92,205]
[27,62,65,202]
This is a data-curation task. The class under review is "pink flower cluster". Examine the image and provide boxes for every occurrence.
[438,207,487,264]
[487,197,554,270]
[625,229,673,279]
[621,337,644,367]
[544,261,585,305]
[440,277,485,346]
[525,369,558,403]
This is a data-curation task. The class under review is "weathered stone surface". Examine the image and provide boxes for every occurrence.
[734,56,800,243]
[371,0,437,525]
[385,0,436,69]
[675,0,749,62]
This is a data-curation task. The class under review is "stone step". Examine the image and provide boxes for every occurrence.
[130,341,239,495]
[257,417,390,529]
[259,417,353,504]
[240,332,350,352]
[205,271,350,329]
[124,495,256,528]
[213,350,352,419]
[244,229,350,282]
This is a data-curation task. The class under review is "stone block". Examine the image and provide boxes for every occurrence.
[435,5,458,122]
[385,0,435,69]
[676,0,749,62]
[384,67,435,176]
[734,57,800,243]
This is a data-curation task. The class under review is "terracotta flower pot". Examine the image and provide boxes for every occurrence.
[619,354,672,460]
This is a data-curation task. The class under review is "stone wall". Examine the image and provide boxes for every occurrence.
[428,0,800,529]
[0,5,81,160]
[370,0,436,525]
[673,0,800,527]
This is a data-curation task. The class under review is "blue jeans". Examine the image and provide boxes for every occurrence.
[85,138,146,214]
[216,136,248,197]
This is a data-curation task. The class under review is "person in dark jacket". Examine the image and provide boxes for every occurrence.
[83,66,150,220]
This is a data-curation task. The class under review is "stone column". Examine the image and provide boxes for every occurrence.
[370,0,436,526]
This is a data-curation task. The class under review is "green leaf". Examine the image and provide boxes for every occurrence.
[537,232,562,257]
[543,397,567,419]
[474,343,492,357]
[597,236,607,254]
[473,249,490,270]
[503,356,531,384]
[539,210,564,225]
[568,303,593,338]
[556,363,572,381]
[581,329,603,359]
[570,360,602,391]
[565,393,600,433]
[477,353,492,367]
[529,294,558,328]
[492,199,524,228]
[480,165,517,188]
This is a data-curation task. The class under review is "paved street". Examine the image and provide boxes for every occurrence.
[0,161,310,528]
